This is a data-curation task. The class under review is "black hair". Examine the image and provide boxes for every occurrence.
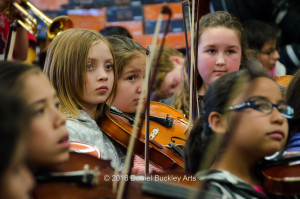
[184,66,271,174]
[0,89,29,183]
[0,61,41,91]
[285,69,300,137]
[100,26,133,39]
[243,19,279,51]
[0,61,39,179]
[0,61,40,183]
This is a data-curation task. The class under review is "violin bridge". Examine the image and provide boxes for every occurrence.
[149,128,159,140]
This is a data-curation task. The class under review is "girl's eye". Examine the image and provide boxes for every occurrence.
[227,50,235,54]
[55,102,60,109]
[106,64,113,70]
[34,108,44,116]
[207,49,216,54]
[127,75,136,81]
[87,64,94,70]
[254,101,271,112]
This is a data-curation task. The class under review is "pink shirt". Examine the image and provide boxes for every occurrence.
[252,185,266,195]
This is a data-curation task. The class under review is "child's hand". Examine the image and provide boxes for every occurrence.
[1,0,24,23]
[0,0,10,12]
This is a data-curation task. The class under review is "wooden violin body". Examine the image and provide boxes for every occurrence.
[262,151,300,198]
[33,152,164,199]
[98,102,188,171]
[274,75,293,87]
[33,152,200,199]
[148,101,189,146]
[33,152,115,199]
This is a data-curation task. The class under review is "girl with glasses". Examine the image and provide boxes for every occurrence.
[243,20,286,77]
[184,65,291,198]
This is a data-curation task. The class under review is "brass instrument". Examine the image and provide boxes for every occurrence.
[8,0,73,40]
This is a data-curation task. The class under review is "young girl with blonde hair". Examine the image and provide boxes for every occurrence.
[44,29,125,170]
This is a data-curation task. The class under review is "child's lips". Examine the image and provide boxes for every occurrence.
[214,70,227,75]
[267,131,285,140]
[134,98,145,104]
[97,86,108,93]
[57,134,70,149]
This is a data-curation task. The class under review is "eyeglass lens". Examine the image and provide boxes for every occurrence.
[253,99,293,118]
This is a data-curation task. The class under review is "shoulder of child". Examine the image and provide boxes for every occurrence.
[196,170,267,199]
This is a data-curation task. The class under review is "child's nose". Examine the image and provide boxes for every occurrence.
[97,68,108,81]
[216,54,226,65]
[272,50,280,60]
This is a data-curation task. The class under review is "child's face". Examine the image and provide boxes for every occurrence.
[1,139,34,199]
[82,41,114,110]
[197,27,241,90]
[258,39,280,71]
[159,56,186,99]
[112,55,146,114]
[23,73,69,170]
[227,77,288,158]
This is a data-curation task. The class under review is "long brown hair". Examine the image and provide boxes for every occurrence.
[44,29,118,119]
[172,11,249,118]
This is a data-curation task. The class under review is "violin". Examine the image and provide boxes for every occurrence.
[33,151,159,199]
[33,151,200,199]
[261,151,300,198]
[98,101,188,171]
[33,151,116,199]
[146,101,189,146]
[274,75,293,87]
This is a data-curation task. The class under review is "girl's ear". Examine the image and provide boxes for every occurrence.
[208,111,227,134]
[170,56,184,66]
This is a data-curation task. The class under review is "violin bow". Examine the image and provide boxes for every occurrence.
[116,5,172,199]
[142,12,164,177]
[190,0,210,122]
[182,0,202,126]
[181,0,192,89]
[144,46,151,175]
[194,0,202,120]
[182,0,199,131]
[188,0,196,125]
[145,6,172,175]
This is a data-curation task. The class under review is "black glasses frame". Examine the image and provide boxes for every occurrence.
[228,99,294,119]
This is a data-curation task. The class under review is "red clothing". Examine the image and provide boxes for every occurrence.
[27,31,36,46]
[0,13,11,54]
[0,13,35,60]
